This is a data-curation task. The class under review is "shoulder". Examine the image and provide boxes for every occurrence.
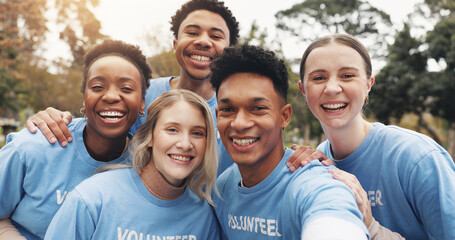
[74,168,131,197]
[147,77,173,89]
[3,119,82,159]
[372,123,449,159]
[216,164,240,191]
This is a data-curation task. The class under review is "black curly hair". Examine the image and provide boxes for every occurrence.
[170,0,239,46]
[82,39,152,97]
[210,44,289,101]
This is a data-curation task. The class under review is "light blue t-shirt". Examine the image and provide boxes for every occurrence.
[130,77,233,175]
[214,148,368,239]
[0,118,129,240]
[318,122,455,240]
[45,168,220,240]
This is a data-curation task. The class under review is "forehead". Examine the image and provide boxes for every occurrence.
[305,43,364,72]
[88,55,139,75]
[179,9,229,32]
[87,55,142,86]
[158,100,205,124]
[217,73,282,105]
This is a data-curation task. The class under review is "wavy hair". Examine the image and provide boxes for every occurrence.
[130,89,219,205]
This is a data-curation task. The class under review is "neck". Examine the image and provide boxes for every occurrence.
[140,161,186,200]
[322,117,372,160]
[83,128,129,162]
[170,75,215,100]
[238,141,286,188]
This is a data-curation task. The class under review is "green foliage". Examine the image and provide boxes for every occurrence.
[369,24,427,123]
[0,0,104,118]
[275,0,392,58]
[148,50,180,78]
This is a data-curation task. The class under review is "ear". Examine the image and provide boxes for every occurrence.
[298,81,305,96]
[215,107,219,118]
[147,138,153,148]
[281,104,292,129]
[173,39,177,51]
[140,98,146,115]
[366,76,375,93]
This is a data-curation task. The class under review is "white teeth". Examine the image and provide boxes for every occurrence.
[99,111,125,117]
[322,103,346,109]
[233,138,258,146]
[190,55,210,62]
[170,154,191,161]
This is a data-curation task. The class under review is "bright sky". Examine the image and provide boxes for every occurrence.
[41,0,422,70]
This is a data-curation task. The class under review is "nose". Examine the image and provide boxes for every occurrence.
[102,86,121,103]
[231,110,253,131]
[323,77,342,96]
[176,134,193,151]
[194,32,212,49]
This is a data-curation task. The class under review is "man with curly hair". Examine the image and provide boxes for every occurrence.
[210,44,369,239]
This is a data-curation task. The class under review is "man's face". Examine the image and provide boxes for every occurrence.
[216,73,291,181]
[173,10,230,81]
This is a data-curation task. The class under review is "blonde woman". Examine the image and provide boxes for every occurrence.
[45,89,220,239]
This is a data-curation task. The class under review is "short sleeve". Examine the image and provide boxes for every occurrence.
[0,143,26,217]
[406,150,455,239]
[44,190,95,240]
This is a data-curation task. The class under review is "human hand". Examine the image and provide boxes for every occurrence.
[329,169,373,228]
[286,144,333,172]
[25,107,73,147]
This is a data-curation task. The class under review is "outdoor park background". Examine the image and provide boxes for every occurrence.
[0,0,454,159]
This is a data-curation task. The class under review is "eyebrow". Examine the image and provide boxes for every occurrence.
[219,97,269,104]
[308,67,360,76]
[165,121,206,129]
[183,24,226,35]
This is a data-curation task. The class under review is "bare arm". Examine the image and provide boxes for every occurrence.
[286,144,333,172]
[329,169,405,240]
[0,218,26,240]
[25,107,73,147]
[368,218,405,240]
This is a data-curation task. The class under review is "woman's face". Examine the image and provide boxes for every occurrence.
[84,55,145,140]
[148,100,207,186]
[300,42,374,130]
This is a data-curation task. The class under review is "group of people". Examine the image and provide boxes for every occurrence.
[1,0,454,239]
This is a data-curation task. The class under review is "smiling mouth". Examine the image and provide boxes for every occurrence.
[232,138,259,146]
[98,111,125,120]
[169,154,193,162]
[190,54,211,63]
[321,103,347,113]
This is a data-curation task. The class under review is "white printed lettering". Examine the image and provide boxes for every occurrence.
[368,190,384,207]
[376,190,384,206]
[56,190,68,205]
[118,227,128,240]
[226,214,281,237]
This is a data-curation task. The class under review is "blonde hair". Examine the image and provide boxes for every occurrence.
[130,89,219,205]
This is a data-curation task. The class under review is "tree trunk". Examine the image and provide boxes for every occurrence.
[448,122,455,160]
[417,113,442,144]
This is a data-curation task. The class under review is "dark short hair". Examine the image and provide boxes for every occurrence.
[170,0,239,46]
[82,39,152,97]
[210,44,289,101]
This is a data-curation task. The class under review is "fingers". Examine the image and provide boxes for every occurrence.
[329,169,373,226]
[26,108,72,147]
[25,119,38,133]
[287,145,328,172]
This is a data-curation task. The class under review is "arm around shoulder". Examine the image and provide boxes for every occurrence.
[368,218,404,240]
